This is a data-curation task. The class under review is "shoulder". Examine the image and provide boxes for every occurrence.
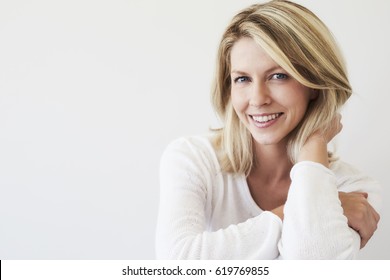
[162,135,216,161]
[161,134,221,175]
[330,159,377,186]
[159,135,223,200]
[330,159,364,177]
[163,135,215,156]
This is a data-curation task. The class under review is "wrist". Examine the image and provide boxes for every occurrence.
[298,136,329,167]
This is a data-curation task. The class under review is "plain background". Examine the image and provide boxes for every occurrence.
[0,0,389,259]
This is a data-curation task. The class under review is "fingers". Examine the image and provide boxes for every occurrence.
[338,191,367,201]
[373,208,380,223]
[323,113,343,142]
[360,207,380,248]
[307,113,343,144]
[338,191,380,249]
[333,113,343,135]
[355,202,380,249]
[339,191,367,198]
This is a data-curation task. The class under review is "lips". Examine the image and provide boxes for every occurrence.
[251,113,283,123]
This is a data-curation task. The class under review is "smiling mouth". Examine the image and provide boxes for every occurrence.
[251,113,283,123]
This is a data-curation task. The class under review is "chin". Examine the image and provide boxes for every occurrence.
[252,134,285,146]
[253,137,278,146]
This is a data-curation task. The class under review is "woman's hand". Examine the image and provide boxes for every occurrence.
[297,113,342,167]
[271,205,284,221]
[339,192,380,248]
[316,113,343,144]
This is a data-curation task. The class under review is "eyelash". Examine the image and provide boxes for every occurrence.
[233,73,289,84]
[233,76,251,83]
[271,73,288,80]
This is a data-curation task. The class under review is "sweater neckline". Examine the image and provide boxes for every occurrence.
[238,174,264,217]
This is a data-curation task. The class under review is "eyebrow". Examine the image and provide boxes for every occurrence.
[231,66,284,76]
[230,70,250,76]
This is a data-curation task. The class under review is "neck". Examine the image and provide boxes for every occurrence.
[250,141,293,182]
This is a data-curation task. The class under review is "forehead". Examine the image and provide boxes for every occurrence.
[230,37,279,72]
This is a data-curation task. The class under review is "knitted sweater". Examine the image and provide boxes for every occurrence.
[156,136,382,259]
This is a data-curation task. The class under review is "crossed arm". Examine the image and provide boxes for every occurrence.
[157,115,381,259]
[272,114,380,249]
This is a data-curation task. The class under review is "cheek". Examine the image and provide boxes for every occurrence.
[288,88,312,112]
[230,91,247,114]
[290,98,311,123]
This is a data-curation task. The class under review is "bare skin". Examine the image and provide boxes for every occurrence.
[339,191,380,248]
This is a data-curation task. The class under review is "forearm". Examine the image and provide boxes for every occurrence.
[279,162,359,259]
[156,209,283,259]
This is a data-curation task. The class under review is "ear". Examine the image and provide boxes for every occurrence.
[310,89,319,100]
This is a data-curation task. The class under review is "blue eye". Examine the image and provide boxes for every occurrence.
[233,76,250,83]
[271,73,288,80]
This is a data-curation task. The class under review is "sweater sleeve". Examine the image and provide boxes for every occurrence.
[155,138,282,259]
[334,161,382,213]
[278,161,361,259]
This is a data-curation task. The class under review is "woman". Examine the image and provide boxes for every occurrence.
[156,0,381,259]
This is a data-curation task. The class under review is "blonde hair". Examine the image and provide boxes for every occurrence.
[211,0,352,175]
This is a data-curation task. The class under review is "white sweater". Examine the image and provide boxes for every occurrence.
[156,136,382,259]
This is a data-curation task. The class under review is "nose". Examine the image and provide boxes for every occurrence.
[249,82,271,107]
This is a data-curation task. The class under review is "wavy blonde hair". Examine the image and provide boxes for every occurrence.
[211,0,352,175]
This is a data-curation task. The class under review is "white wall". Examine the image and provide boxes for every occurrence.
[0,0,388,259]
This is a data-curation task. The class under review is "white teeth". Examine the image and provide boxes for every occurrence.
[252,113,280,123]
